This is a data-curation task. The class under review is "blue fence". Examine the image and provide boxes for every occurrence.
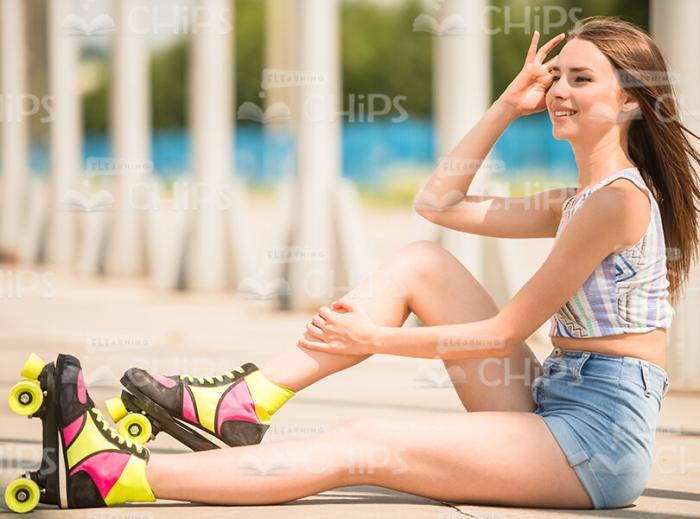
[29,112,578,187]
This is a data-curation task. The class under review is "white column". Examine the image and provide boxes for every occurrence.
[432,0,504,301]
[103,0,150,275]
[651,0,700,137]
[285,0,341,310]
[185,0,234,289]
[45,0,82,265]
[0,0,28,258]
[433,0,490,159]
[254,0,297,299]
[651,0,700,389]
[264,0,298,128]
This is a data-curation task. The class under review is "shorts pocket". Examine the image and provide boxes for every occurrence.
[638,361,669,402]
[662,376,670,398]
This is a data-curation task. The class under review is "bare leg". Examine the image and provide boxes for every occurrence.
[262,241,541,413]
[261,245,412,391]
[147,413,593,509]
[146,243,590,508]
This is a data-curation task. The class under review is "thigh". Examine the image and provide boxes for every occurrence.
[344,412,593,509]
[405,241,543,412]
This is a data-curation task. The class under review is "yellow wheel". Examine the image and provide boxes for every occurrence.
[4,477,40,513]
[8,380,43,416]
[117,413,152,444]
[105,397,128,423]
[20,353,46,380]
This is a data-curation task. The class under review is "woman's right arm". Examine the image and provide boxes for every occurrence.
[413,99,519,213]
[414,31,569,239]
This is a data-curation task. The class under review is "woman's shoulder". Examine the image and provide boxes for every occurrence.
[585,179,652,249]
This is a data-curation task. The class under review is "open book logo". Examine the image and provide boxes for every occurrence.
[237,276,291,299]
[62,189,115,212]
[62,14,116,36]
[414,366,467,388]
[238,454,290,476]
[237,101,292,124]
[412,14,467,36]
[413,188,464,212]
[83,365,118,388]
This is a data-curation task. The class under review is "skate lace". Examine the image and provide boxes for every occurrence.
[91,408,145,455]
[179,366,246,385]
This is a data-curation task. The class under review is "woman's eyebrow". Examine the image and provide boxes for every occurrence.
[551,66,594,73]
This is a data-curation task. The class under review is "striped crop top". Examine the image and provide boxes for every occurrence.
[549,167,675,338]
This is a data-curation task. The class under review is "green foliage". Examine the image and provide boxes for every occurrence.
[150,39,189,130]
[83,58,110,134]
[341,0,432,116]
[235,0,265,117]
[81,0,649,131]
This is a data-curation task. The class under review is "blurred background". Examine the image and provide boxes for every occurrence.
[23,0,649,197]
[1,2,700,512]
[0,0,699,449]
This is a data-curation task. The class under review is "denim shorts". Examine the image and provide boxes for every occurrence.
[532,347,669,509]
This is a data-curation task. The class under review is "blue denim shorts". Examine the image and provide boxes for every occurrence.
[532,347,669,509]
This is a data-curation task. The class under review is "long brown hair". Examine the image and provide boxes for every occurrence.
[568,16,700,307]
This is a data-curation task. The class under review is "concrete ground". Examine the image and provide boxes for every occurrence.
[0,270,698,518]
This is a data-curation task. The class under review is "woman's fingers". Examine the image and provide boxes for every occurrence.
[525,31,564,68]
[311,314,328,331]
[543,54,558,71]
[525,30,540,64]
[535,32,566,64]
[318,306,335,322]
[298,337,327,351]
[306,322,325,339]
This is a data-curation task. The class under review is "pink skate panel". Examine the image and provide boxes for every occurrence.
[63,415,85,447]
[149,372,176,389]
[182,387,198,424]
[216,381,260,435]
[77,371,87,404]
[70,451,130,499]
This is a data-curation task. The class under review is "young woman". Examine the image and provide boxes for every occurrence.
[11,16,700,512]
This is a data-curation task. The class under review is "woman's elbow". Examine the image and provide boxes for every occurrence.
[491,316,524,358]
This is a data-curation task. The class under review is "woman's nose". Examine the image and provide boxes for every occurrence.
[549,76,569,99]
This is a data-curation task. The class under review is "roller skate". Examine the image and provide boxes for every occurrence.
[4,353,155,513]
[106,362,295,450]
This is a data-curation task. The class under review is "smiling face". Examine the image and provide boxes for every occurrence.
[545,37,638,142]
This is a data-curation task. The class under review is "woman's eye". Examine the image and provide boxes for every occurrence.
[575,77,591,82]
[551,76,560,82]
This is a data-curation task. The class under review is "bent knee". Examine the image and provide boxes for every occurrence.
[391,240,456,279]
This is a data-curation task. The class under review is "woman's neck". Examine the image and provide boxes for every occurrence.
[571,131,635,190]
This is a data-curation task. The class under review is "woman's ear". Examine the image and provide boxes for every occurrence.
[619,93,641,123]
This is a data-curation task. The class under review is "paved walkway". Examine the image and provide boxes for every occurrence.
[1,271,698,517]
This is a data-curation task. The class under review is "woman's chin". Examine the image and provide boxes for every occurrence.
[551,129,568,141]
[552,126,577,141]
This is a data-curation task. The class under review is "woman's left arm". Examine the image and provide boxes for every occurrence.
[297,300,508,360]
[372,316,509,360]
[299,185,646,360]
